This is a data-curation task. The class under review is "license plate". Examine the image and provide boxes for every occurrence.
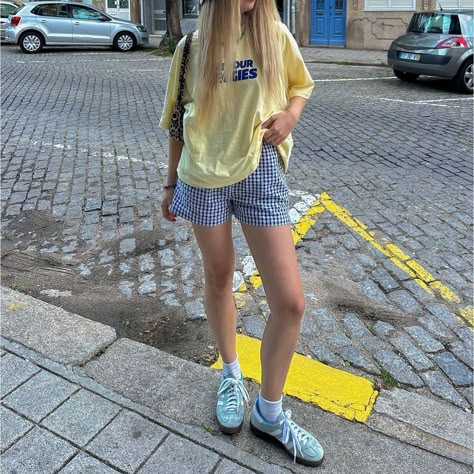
[399,52,420,61]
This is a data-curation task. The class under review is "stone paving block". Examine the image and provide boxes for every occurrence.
[449,341,473,369]
[454,327,473,347]
[42,389,122,447]
[86,410,168,473]
[359,336,391,353]
[404,326,444,353]
[60,451,120,473]
[326,331,352,348]
[373,321,395,338]
[419,317,456,343]
[343,313,372,338]
[389,290,422,314]
[390,334,434,371]
[0,353,40,397]
[242,315,266,339]
[420,371,470,409]
[1,405,33,451]
[139,434,220,473]
[337,346,380,375]
[311,308,338,332]
[214,459,255,474]
[433,352,473,387]
[402,280,434,304]
[184,298,206,321]
[1,426,77,474]
[308,341,340,365]
[360,280,387,303]
[372,268,399,291]
[427,304,462,329]
[460,387,473,406]
[374,350,424,387]
[3,370,78,422]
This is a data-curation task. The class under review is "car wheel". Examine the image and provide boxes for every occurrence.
[114,32,136,52]
[455,60,473,94]
[19,32,44,54]
[393,69,419,82]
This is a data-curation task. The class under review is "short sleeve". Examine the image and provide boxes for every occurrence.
[279,24,314,100]
[159,38,185,130]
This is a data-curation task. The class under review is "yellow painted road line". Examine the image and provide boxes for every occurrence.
[319,193,472,327]
[211,334,378,423]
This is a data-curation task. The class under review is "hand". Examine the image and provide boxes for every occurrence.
[261,110,298,146]
[161,188,176,222]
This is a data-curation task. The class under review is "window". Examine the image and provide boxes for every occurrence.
[0,3,18,18]
[440,0,474,7]
[71,6,105,20]
[32,4,69,18]
[365,0,415,11]
[408,13,461,34]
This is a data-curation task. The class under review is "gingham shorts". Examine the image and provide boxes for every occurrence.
[169,142,290,227]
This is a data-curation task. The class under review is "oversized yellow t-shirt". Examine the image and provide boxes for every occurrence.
[159,22,314,189]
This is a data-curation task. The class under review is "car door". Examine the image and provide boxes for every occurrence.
[1,3,18,40]
[33,3,72,44]
[70,5,111,45]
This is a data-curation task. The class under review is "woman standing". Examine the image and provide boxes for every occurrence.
[160,0,324,466]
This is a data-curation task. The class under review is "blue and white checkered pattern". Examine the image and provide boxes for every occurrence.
[169,142,290,227]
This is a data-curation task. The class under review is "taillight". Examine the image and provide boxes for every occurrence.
[10,16,21,26]
[436,36,468,49]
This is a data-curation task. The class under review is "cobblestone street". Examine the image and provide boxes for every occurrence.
[1,45,473,412]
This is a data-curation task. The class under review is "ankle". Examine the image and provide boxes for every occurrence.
[257,392,282,423]
[222,354,241,379]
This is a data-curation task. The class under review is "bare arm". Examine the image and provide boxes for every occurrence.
[161,137,184,222]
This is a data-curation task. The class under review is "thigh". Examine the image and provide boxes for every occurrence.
[241,224,303,310]
[193,220,235,279]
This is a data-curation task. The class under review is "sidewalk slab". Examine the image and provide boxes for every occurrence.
[1,287,116,365]
[83,337,470,473]
[367,388,473,465]
[300,47,388,66]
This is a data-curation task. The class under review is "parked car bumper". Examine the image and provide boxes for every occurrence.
[137,32,149,46]
[4,26,18,43]
[388,48,466,79]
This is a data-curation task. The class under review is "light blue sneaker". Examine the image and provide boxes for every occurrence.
[250,400,324,466]
[216,375,249,434]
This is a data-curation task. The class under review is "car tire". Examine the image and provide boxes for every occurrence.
[19,31,44,54]
[113,32,136,52]
[454,59,473,94]
[393,69,419,82]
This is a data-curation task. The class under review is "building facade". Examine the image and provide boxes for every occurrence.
[51,0,472,50]
[296,0,473,50]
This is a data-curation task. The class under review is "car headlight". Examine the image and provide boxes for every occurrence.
[137,25,147,33]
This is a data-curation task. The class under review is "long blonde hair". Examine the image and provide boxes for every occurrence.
[195,0,285,120]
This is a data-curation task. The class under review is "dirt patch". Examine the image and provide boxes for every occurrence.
[1,212,217,366]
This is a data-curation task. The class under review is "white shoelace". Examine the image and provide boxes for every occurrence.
[218,377,250,412]
[281,410,310,463]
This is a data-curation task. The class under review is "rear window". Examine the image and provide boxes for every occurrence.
[459,14,473,37]
[0,3,20,18]
[408,13,461,35]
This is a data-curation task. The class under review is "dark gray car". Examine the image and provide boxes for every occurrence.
[388,10,473,93]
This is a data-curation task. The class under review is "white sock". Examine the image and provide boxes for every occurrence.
[258,392,283,423]
[222,354,241,379]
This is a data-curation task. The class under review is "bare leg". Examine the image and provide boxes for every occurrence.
[193,221,237,364]
[242,224,305,401]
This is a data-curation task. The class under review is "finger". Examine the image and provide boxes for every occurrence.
[261,117,274,129]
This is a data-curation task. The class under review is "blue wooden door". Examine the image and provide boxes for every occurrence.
[310,0,346,46]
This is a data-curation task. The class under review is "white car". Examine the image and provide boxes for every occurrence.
[1,1,19,40]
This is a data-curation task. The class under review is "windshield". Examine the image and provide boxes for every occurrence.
[408,13,461,35]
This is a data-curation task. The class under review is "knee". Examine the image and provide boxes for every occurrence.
[278,295,305,323]
[204,267,234,294]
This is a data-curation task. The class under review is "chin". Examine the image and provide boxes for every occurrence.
[241,1,256,12]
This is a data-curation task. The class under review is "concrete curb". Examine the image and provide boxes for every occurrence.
[367,388,473,465]
[1,287,472,468]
